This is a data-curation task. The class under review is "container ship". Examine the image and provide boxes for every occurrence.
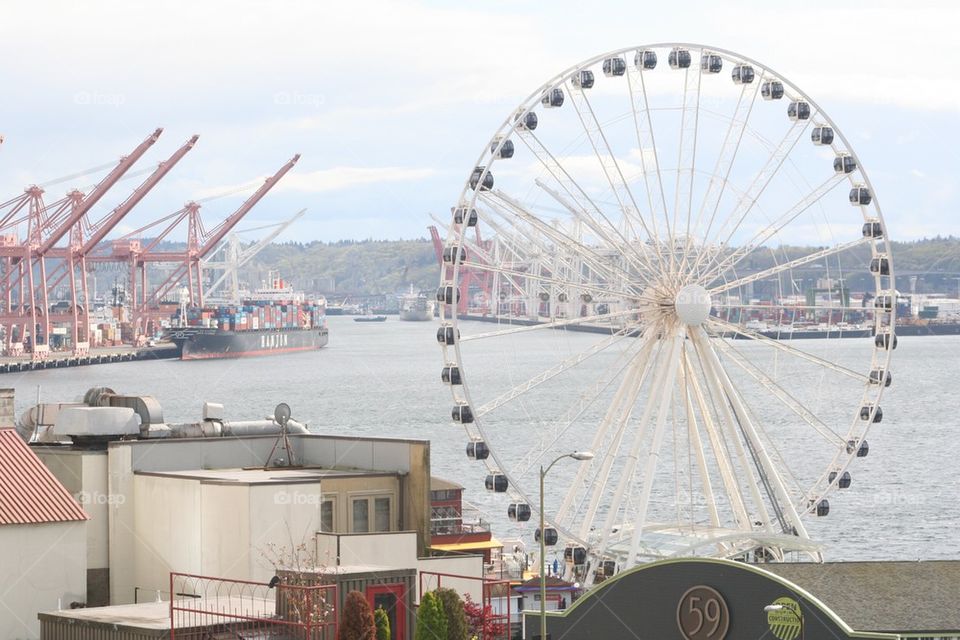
[165,276,328,360]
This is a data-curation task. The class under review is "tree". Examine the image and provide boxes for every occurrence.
[375,605,391,640]
[415,591,447,640]
[463,593,504,640]
[435,588,468,640]
[340,591,376,640]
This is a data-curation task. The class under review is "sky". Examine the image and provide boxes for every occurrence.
[0,0,957,244]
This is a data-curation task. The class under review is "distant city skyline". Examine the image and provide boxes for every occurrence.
[0,0,956,243]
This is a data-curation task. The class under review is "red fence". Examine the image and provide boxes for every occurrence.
[419,571,511,640]
[170,572,338,640]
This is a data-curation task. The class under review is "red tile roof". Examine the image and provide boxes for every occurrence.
[0,428,88,525]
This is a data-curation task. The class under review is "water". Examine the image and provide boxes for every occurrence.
[8,315,960,562]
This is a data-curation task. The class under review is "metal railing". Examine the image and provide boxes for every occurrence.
[170,572,338,640]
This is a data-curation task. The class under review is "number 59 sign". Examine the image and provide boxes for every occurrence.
[676,586,730,640]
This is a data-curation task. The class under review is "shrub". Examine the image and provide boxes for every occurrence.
[340,590,376,640]
[415,591,447,640]
[375,605,391,640]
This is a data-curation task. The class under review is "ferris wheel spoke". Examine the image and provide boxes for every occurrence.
[460,308,640,343]
[565,80,664,262]
[696,172,849,284]
[532,177,659,285]
[626,59,670,245]
[514,130,660,277]
[710,336,849,447]
[682,79,763,276]
[480,190,639,286]
[564,327,664,536]
[692,328,810,539]
[475,326,637,418]
[510,327,658,503]
[460,260,644,302]
[688,118,811,278]
[708,237,870,296]
[672,56,704,274]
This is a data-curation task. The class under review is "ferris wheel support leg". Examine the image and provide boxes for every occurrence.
[695,327,810,543]
[682,347,752,532]
[584,324,677,583]
[626,332,686,566]
[690,330,777,535]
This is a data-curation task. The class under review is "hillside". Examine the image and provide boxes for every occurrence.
[236,236,960,296]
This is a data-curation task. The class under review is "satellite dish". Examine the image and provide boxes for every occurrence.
[274,403,291,426]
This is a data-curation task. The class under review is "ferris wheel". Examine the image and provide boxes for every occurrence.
[437,43,894,585]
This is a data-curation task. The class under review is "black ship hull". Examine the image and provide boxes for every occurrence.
[167,327,329,360]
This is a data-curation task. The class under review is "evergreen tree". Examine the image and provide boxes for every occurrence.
[340,590,376,640]
[375,605,391,640]
[434,588,468,640]
[415,591,447,640]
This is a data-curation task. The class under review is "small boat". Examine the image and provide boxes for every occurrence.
[354,316,387,323]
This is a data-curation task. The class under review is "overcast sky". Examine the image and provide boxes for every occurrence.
[0,0,956,243]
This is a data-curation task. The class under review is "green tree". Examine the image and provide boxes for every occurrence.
[340,590,376,640]
[375,605,391,640]
[415,591,447,640]
[434,588,468,640]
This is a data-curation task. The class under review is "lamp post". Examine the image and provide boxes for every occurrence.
[539,451,594,640]
[764,603,804,640]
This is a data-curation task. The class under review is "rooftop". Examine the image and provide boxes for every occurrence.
[764,560,960,634]
[431,477,464,492]
[0,428,87,525]
[136,466,398,485]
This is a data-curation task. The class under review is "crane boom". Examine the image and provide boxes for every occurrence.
[37,127,163,254]
[80,134,198,254]
[196,153,300,257]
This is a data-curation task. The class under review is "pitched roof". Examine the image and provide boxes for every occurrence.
[765,560,960,634]
[0,428,88,525]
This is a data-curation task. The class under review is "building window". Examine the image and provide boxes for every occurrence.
[351,494,393,533]
[353,499,369,533]
[321,499,335,532]
[374,497,391,532]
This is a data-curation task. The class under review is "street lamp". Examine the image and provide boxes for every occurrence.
[764,603,804,640]
[539,451,594,640]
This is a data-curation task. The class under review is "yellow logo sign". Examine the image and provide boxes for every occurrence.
[766,597,803,640]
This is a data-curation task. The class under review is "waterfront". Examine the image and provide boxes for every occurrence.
[8,315,960,562]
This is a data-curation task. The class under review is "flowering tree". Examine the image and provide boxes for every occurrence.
[463,594,505,640]
[260,538,334,629]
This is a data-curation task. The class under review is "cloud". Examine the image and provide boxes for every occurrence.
[194,166,436,199]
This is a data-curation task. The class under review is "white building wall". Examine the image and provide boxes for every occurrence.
[132,475,202,597]
[200,483,251,580]
[0,521,86,640]
[248,483,323,582]
[417,555,485,603]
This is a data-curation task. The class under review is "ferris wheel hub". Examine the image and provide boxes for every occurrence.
[674,284,712,325]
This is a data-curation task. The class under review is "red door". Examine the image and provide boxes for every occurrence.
[367,583,406,640]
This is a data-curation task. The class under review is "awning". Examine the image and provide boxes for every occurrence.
[430,538,504,553]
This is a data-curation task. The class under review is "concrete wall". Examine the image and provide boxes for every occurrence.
[0,521,86,640]
[247,483,323,582]
[199,483,250,580]
[317,531,419,568]
[132,474,201,598]
[35,449,110,606]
